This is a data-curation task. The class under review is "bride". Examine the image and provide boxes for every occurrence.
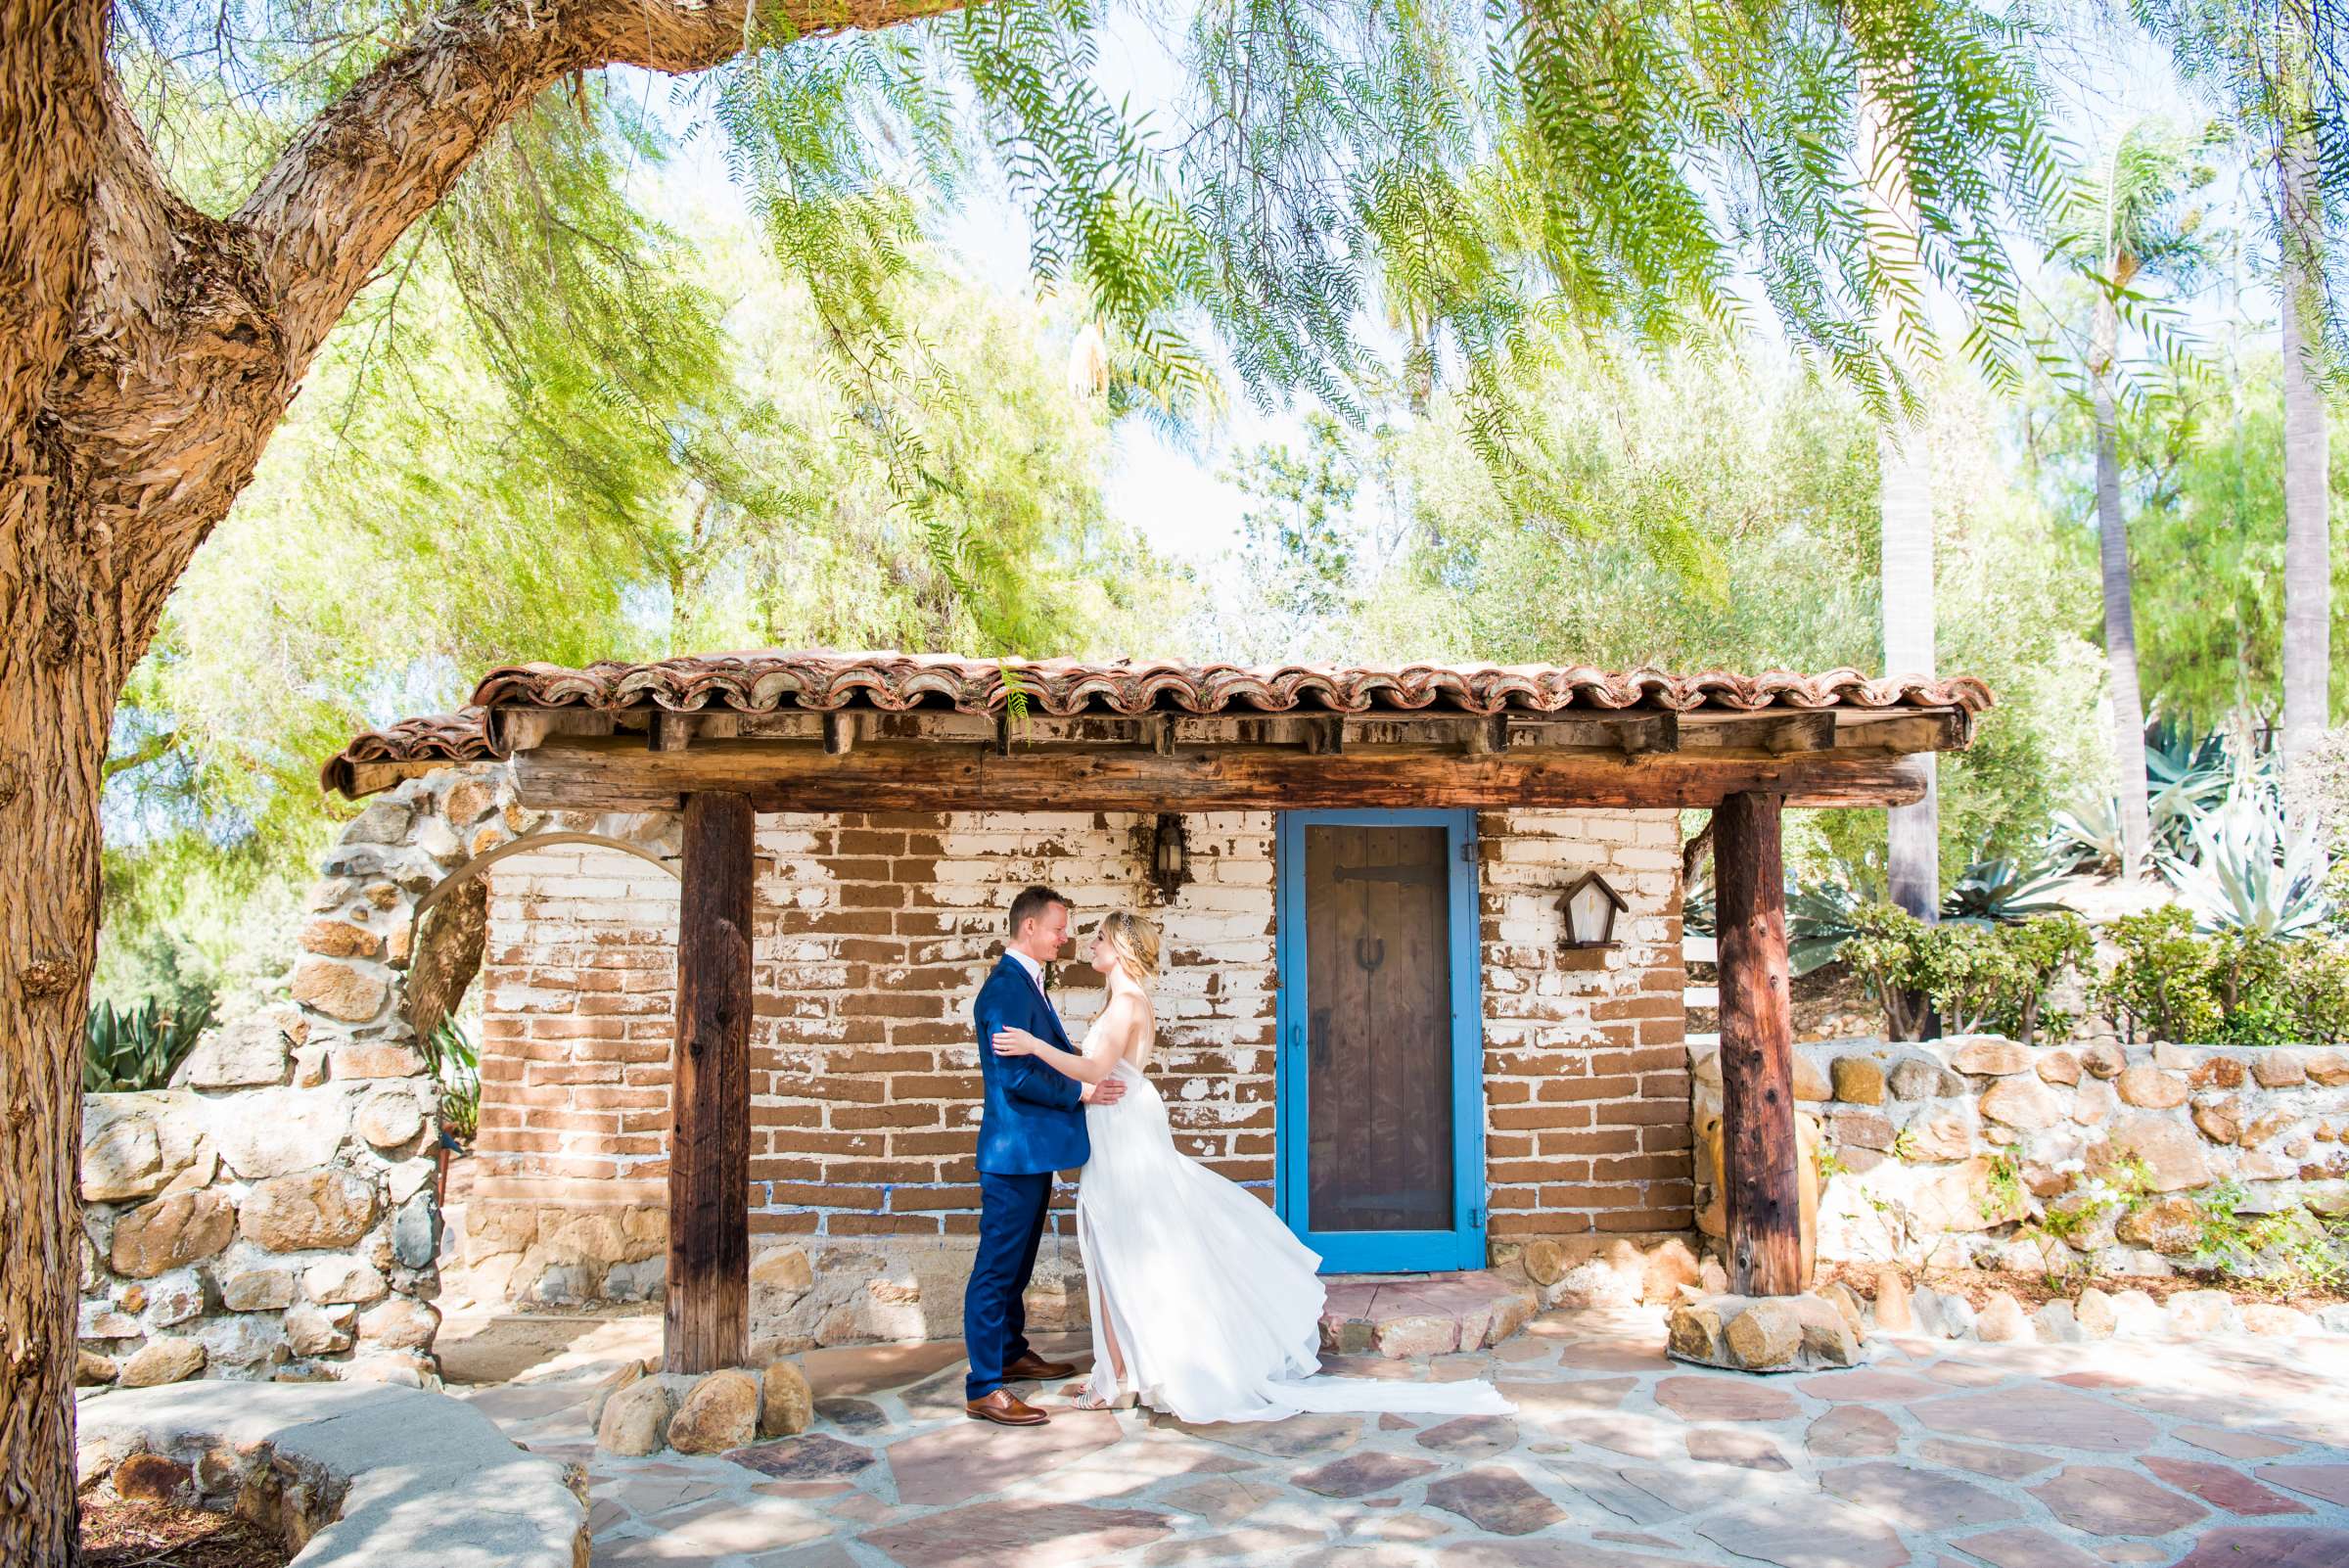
[990,910,1514,1424]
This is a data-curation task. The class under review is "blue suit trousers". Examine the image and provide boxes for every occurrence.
[963,1169,1055,1400]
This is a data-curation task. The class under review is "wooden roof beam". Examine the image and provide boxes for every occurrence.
[508,736,1930,815]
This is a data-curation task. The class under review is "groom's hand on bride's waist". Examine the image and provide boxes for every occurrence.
[1082,1078,1128,1105]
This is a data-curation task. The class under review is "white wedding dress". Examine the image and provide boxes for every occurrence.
[1075,1054,1515,1423]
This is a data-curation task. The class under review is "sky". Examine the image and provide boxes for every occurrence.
[620,5,2249,570]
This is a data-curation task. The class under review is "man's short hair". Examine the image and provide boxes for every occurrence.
[1007,885,1068,939]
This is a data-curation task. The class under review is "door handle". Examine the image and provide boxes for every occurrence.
[1311,1006,1332,1070]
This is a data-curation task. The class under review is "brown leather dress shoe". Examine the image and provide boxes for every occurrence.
[965,1389,1049,1426]
[1001,1353,1079,1381]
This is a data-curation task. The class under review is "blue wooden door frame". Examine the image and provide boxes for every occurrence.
[1274,808,1487,1273]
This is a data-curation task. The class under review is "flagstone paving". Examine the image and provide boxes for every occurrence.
[453,1306,2349,1567]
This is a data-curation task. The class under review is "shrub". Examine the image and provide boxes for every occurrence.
[2279,940,2349,1044]
[2099,905,2225,1045]
[1843,902,2092,1044]
[83,996,214,1093]
[2101,906,2349,1045]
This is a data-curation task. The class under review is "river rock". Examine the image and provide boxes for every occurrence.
[357,1297,439,1351]
[1872,1268,1913,1331]
[1889,1058,1962,1100]
[760,1360,815,1438]
[2096,1115,2210,1191]
[290,958,388,1024]
[752,1245,815,1304]
[299,918,382,959]
[1952,1038,2031,1076]
[2116,1067,2188,1109]
[1908,1107,1977,1161]
[2252,1051,2307,1088]
[1981,1077,2063,1131]
[1831,1057,1886,1105]
[211,1087,351,1179]
[356,1090,425,1149]
[1793,1056,1833,1103]
[1724,1299,1802,1368]
[110,1191,235,1278]
[120,1336,207,1387]
[1976,1292,2033,1343]
[241,1170,378,1251]
[1520,1238,1565,1286]
[2115,1195,2199,1253]
[668,1369,760,1454]
[304,1257,388,1305]
[392,1193,437,1269]
[220,1267,298,1312]
[178,1012,296,1088]
[285,1303,356,1356]
[331,1042,426,1080]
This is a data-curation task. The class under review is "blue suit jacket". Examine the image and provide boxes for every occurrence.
[972,954,1088,1176]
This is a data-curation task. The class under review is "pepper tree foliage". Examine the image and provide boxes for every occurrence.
[100,0,2066,1006]
[2131,0,2349,369]
[120,0,2066,524]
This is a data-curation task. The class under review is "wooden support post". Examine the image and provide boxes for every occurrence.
[666,790,754,1373]
[1714,789,1803,1297]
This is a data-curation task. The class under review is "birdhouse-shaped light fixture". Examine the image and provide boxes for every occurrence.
[1558,870,1629,949]
[1149,812,1192,902]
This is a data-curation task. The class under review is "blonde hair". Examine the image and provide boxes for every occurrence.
[1096,910,1161,984]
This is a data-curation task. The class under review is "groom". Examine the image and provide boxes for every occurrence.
[963,885,1128,1426]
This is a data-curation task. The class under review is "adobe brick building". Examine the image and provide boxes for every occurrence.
[325,652,1984,1367]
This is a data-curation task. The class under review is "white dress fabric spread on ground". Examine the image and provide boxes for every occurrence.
[1075,1057,1516,1423]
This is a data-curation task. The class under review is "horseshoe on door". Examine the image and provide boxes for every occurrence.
[1355,935,1386,974]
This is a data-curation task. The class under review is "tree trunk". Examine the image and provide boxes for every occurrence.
[2092,286,2153,874]
[2280,123,2330,798]
[0,646,111,1567]
[1859,66,1939,921]
[0,3,970,1557]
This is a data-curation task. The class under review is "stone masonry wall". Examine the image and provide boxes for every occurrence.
[73,769,512,1391]
[464,806,1691,1352]
[1688,1034,2349,1279]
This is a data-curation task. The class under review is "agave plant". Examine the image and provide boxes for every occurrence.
[1788,881,1865,975]
[2144,718,2243,858]
[2050,792,2128,873]
[2161,790,2331,939]
[83,997,212,1093]
[1942,853,2073,925]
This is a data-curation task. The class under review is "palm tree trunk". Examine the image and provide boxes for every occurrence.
[1879,429,1940,919]
[2092,286,2153,874]
[1859,67,1939,921]
[2280,122,2330,801]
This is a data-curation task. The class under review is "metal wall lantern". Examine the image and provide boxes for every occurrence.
[1149,812,1192,902]
[1558,870,1629,948]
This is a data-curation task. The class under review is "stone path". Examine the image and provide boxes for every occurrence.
[455,1307,2349,1568]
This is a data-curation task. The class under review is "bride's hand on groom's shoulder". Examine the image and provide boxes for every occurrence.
[991,1028,1039,1056]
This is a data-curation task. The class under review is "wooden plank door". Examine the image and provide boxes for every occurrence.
[1276,809,1484,1272]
